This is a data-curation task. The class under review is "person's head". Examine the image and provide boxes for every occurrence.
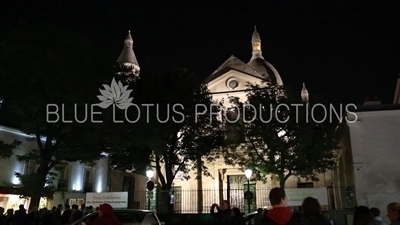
[387,202,400,222]
[6,208,13,216]
[0,207,4,215]
[269,187,287,207]
[71,204,78,212]
[57,204,63,210]
[81,204,85,209]
[353,206,375,225]
[257,208,263,214]
[301,197,322,217]
[370,207,380,217]
[231,207,241,217]
[64,204,70,210]
[99,204,114,217]
[19,204,25,210]
[221,200,230,210]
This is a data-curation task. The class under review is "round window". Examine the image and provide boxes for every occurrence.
[228,80,239,89]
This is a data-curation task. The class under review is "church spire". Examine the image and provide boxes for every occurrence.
[117,30,140,78]
[250,26,264,60]
[252,26,261,49]
[301,82,309,102]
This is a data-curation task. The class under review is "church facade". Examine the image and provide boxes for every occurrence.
[169,27,335,213]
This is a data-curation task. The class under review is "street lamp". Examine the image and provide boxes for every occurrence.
[245,169,252,224]
[146,169,154,210]
[146,169,154,180]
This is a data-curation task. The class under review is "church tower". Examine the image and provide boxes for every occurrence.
[247,26,283,85]
[116,30,140,81]
[250,26,263,60]
[301,82,309,102]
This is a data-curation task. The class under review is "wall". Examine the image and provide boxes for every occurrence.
[0,126,39,185]
[332,122,357,210]
[347,108,400,225]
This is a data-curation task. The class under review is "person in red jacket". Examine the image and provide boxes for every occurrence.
[262,188,301,225]
[92,204,122,225]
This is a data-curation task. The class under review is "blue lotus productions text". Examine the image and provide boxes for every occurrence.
[46,103,357,124]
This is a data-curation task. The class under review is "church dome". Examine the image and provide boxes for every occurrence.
[247,26,283,85]
[247,58,283,85]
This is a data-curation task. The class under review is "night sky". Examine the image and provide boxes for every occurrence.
[2,1,399,105]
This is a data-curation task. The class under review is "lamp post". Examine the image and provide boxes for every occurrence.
[146,169,154,210]
[245,169,252,224]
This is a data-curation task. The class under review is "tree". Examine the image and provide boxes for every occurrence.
[0,21,114,208]
[122,64,225,213]
[222,80,342,188]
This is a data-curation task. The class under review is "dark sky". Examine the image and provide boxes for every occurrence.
[2,1,399,105]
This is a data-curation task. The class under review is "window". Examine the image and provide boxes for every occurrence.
[226,78,239,90]
[114,212,145,223]
[229,80,238,89]
[85,169,92,184]
[25,161,35,175]
[59,167,66,180]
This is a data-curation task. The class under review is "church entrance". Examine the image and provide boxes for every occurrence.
[227,175,256,214]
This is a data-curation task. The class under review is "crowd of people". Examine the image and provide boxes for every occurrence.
[210,187,400,225]
[1,190,399,225]
[0,203,97,225]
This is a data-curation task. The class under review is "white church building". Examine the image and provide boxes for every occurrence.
[165,27,339,214]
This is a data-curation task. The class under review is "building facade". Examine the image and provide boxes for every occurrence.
[0,124,148,210]
[163,27,335,214]
[333,79,400,225]
[0,30,148,211]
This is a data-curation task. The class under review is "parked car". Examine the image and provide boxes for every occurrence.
[244,210,260,223]
[67,209,165,225]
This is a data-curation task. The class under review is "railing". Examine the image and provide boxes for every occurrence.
[133,186,356,214]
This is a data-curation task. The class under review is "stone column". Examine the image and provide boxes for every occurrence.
[68,161,85,192]
[94,156,109,193]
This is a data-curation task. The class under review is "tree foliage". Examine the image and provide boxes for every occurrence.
[222,80,342,188]
[124,64,225,191]
[0,21,114,208]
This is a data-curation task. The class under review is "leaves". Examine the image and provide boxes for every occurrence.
[0,21,113,205]
[114,64,225,189]
[222,81,342,187]
[0,140,22,159]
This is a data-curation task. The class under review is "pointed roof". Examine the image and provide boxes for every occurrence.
[301,82,309,101]
[204,55,265,83]
[117,30,139,66]
[252,25,261,43]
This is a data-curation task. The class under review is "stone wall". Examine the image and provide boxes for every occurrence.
[347,107,400,225]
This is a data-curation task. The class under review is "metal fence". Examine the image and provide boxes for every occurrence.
[134,186,356,214]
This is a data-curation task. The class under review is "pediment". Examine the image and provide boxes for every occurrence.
[207,69,263,94]
[204,55,263,84]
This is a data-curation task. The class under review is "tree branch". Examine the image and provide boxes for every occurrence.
[32,115,44,152]
[172,157,187,179]
[155,155,166,187]
[284,170,292,181]
[247,136,269,165]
